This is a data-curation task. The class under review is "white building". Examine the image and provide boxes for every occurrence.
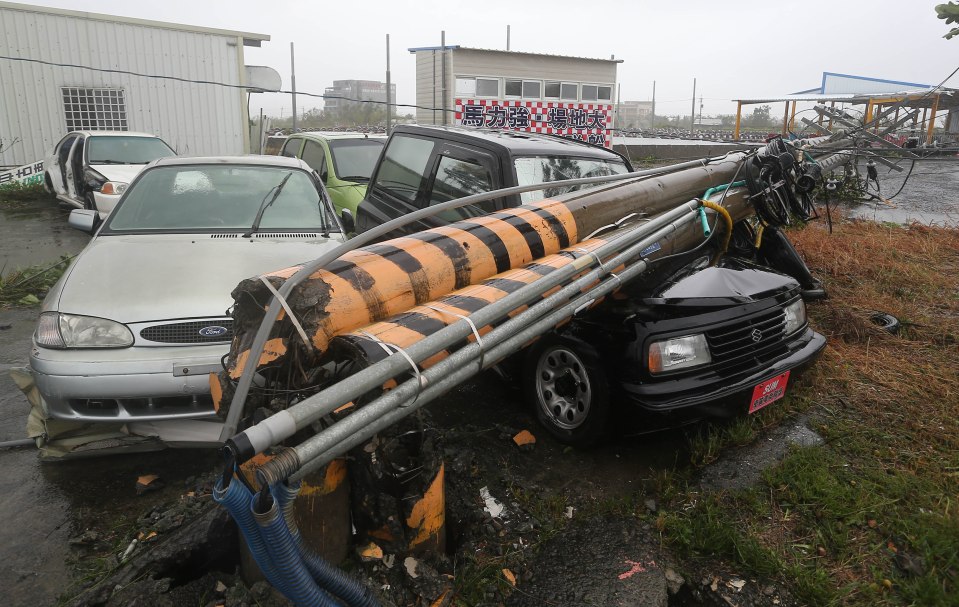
[0,1,274,167]
[409,46,621,146]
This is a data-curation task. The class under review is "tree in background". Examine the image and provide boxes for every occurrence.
[936,2,959,39]
[744,105,773,128]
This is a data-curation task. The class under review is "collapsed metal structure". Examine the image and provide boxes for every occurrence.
[211,123,887,605]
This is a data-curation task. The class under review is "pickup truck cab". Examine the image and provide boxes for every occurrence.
[356,125,632,234]
[354,125,825,446]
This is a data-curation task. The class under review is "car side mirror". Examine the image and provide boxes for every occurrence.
[340,209,355,234]
[68,209,98,234]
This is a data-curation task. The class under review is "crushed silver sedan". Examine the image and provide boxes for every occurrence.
[25,156,345,450]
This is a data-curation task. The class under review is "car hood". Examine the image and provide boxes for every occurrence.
[646,258,799,306]
[50,233,344,323]
[89,164,146,184]
[327,182,368,209]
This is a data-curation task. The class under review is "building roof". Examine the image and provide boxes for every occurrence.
[407,45,623,64]
[795,71,933,96]
[734,90,959,110]
[0,1,269,46]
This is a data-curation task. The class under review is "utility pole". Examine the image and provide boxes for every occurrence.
[507,25,510,51]
[690,78,696,135]
[385,34,392,135]
[441,31,448,126]
[258,108,264,154]
[650,80,656,129]
[615,83,621,133]
[699,95,703,125]
[290,42,297,133]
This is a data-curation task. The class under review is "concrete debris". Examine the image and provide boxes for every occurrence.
[564,506,575,519]
[512,430,536,450]
[479,486,505,518]
[728,578,746,591]
[405,556,420,579]
[135,474,163,495]
[664,567,685,595]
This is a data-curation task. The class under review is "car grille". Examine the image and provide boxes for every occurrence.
[704,307,789,373]
[140,320,234,344]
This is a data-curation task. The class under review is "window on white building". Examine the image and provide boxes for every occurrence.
[62,87,128,131]
[560,83,578,100]
[522,81,541,99]
[505,79,522,97]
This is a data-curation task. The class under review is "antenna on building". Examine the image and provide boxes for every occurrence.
[386,34,392,136]
[506,25,510,51]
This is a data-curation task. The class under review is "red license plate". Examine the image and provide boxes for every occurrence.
[748,371,790,414]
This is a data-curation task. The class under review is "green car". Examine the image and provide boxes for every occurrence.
[278,132,386,222]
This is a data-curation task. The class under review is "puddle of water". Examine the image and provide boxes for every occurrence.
[0,197,90,272]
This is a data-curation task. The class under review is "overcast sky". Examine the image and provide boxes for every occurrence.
[23,0,959,118]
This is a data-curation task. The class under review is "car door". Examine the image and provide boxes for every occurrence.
[50,134,78,195]
[421,143,501,226]
[357,133,436,232]
[63,134,85,202]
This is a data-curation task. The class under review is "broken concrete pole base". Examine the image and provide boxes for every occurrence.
[237,454,351,585]
[350,413,446,559]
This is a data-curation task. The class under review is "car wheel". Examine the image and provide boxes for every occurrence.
[523,334,610,446]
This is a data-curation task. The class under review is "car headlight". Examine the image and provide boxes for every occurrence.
[35,312,134,349]
[100,181,128,196]
[783,299,807,335]
[648,334,711,374]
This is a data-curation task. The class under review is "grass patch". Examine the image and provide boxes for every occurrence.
[0,256,73,306]
[0,181,51,204]
[661,219,959,606]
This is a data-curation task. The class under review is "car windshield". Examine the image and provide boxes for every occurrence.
[514,156,629,203]
[328,139,385,182]
[87,136,176,165]
[105,165,336,233]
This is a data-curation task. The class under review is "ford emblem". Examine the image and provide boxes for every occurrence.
[199,325,228,338]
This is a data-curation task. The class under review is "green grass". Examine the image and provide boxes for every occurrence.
[0,181,50,204]
[658,220,959,606]
[0,256,72,306]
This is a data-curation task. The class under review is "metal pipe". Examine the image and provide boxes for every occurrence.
[279,207,704,483]
[219,153,747,442]
[230,199,714,458]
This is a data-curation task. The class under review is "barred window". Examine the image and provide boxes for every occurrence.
[62,87,128,131]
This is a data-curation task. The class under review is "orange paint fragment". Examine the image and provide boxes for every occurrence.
[209,372,222,413]
[512,430,536,447]
[406,464,445,548]
[502,568,517,586]
[358,542,383,561]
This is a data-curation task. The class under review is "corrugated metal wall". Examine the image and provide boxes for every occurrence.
[0,6,248,166]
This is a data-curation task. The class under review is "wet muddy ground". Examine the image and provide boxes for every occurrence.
[849,158,958,226]
[0,163,956,606]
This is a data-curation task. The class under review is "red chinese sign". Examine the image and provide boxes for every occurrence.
[454,99,613,148]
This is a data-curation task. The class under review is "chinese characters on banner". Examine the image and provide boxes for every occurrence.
[0,160,45,187]
[454,99,613,147]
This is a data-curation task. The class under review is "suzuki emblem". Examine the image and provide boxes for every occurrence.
[751,328,763,342]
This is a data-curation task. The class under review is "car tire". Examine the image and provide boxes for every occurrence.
[523,333,611,447]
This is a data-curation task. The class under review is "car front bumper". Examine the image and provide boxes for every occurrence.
[619,327,826,414]
[29,342,227,422]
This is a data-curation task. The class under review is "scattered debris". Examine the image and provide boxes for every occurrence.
[728,578,746,592]
[664,567,685,595]
[502,568,516,586]
[404,556,420,579]
[135,474,163,495]
[358,542,383,561]
[644,498,658,513]
[564,506,575,519]
[512,429,536,450]
[479,486,505,518]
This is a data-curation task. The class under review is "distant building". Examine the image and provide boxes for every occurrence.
[324,80,397,114]
[0,1,275,167]
[408,45,621,146]
[695,117,723,127]
[617,101,653,129]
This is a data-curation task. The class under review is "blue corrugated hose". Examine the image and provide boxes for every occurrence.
[274,481,381,607]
